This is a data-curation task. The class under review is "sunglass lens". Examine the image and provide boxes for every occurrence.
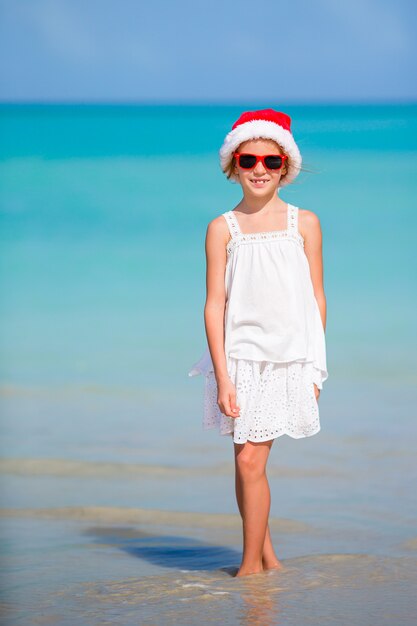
[238,154,257,169]
[264,156,283,169]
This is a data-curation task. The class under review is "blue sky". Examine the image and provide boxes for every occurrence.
[0,0,415,102]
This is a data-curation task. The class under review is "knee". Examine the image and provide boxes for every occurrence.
[236,453,265,480]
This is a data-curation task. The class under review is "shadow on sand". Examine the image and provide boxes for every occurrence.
[84,526,240,575]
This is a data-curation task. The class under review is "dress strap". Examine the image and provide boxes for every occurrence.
[287,204,299,234]
[222,211,242,239]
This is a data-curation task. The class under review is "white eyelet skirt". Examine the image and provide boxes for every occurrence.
[191,355,321,444]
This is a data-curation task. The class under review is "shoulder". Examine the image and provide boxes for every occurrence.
[297,207,322,241]
[206,213,229,236]
[207,213,228,230]
[205,213,231,248]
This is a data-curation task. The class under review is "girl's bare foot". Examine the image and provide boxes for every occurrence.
[262,557,284,571]
[261,546,284,571]
[235,567,263,577]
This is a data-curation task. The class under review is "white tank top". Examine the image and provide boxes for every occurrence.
[189,203,328,387]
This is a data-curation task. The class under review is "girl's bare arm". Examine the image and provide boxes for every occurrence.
[204,217,230,383]
[300,209,327,332]
[204,217,241,418]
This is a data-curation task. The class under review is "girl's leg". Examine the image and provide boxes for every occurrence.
[261,523,282,570]
[234,440,282,572]
[233,439,282,576]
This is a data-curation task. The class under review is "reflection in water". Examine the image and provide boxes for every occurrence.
[236,571,284,626]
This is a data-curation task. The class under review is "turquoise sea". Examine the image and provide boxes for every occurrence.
[1,104,417,624]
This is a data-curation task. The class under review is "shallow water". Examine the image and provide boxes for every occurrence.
[1,104,417,624]
[1,380,416,623]
[1,514,416,625]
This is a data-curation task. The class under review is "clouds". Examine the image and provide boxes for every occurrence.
[0,0,415,101]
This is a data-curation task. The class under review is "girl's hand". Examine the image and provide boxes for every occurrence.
[313,383,320,402]
[217,378,241,418]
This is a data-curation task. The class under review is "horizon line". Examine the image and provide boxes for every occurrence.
[0,98,416,107]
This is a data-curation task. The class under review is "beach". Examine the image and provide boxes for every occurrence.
[1,104,417,624]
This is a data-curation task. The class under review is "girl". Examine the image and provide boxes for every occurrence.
[188,108,328,577]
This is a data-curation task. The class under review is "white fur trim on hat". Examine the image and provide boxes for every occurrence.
[219,120,302,187]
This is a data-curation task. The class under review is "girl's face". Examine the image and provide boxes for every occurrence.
[233,138,287,195]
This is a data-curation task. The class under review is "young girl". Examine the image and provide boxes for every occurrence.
[188,108,328,578]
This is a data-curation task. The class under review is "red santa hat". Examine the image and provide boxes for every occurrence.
[219,108,302,187]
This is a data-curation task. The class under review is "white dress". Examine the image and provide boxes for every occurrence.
[188,203,328,444]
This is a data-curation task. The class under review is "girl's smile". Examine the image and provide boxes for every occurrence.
[249,177,271,187]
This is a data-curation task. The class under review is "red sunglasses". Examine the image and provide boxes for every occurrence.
[233,152,288,171]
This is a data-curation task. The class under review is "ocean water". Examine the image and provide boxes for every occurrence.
[0,103,417,624]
